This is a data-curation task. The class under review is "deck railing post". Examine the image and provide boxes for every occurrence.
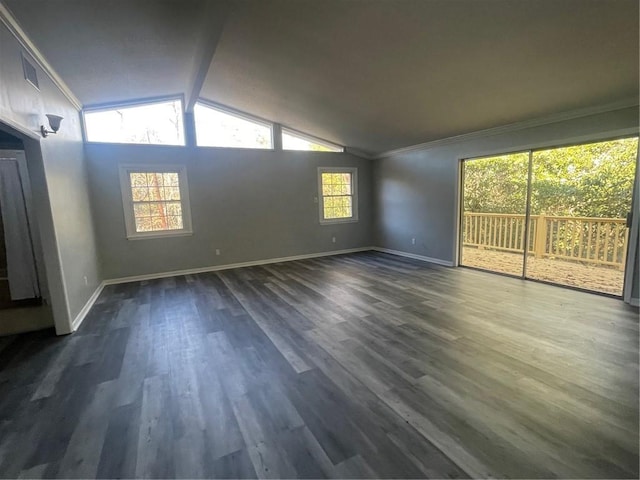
[619,226,630,270]
[534,214,547,258]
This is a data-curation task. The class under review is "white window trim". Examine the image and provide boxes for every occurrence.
[118,164,193,240]
[283,127,344,152]
[318,167,358,225]
[195,99,275,150]
[82,96,186,146]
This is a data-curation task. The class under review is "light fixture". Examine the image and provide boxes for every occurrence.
[40,114,63,137]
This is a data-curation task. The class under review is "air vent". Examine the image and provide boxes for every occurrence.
[21,54,39,90]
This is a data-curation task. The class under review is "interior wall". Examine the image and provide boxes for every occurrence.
[0,21,101,334]
[86,143,373,280]
[373,106,639,295]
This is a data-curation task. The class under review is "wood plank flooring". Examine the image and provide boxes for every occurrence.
[0,251,638,478]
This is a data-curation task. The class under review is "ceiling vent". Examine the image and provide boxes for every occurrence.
[21,54,39,90]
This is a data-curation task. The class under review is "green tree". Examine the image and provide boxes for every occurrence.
[463,138,638,218]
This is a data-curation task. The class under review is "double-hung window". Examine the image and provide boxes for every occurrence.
[119,165,192,239]
[318,167,358,224]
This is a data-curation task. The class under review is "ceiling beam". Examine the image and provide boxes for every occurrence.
[185,0,231,113]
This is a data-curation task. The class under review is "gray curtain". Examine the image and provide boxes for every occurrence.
[0,160,40,300]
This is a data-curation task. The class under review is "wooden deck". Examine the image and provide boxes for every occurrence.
[462,246,626,295]
[0,252,637,478]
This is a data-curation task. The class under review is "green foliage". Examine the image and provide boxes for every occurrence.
[322,173,353,219]
[463,138,638,218]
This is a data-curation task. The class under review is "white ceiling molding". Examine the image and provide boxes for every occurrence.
[375,96,639,159]
[0,2,82,110]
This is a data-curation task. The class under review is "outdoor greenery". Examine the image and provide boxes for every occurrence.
[322,172,353,219]
[463,137,638,218]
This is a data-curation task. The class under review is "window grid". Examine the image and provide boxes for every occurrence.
[321,172,354,220]
[129,172,184,233]
[120,167,192,239]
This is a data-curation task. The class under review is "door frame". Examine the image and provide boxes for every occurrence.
[622,141,639,305]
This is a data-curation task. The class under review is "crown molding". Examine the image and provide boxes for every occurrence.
[0,2,82,110]
[376,97,639,159]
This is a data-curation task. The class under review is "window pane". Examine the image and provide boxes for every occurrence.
[146,173,165,189]
[135,216,153,232]
[127,169,189,235]
[151,217,167,230]
[133,203,151,217]
[166,202,182,216]
[283,130,343,152]
[130,173,147,187]
[323,195,353,219]
[163,187,181,201]
[148,186,163,201]
[194,103,272,149]
[131,187,148,201]
[163,173,179,186]
[166,216,184,229]
[85,99,184,145]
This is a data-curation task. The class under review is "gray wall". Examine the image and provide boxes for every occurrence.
[374,106,639,295]
[0,21,101,334]
[86,143,373,279]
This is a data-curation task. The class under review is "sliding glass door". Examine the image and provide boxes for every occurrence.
[460,152,529,277]
[460,137,638,296]
[526,139,638,295]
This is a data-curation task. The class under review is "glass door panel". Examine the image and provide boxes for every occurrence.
[526,138,638,295]
[460,152,530,277]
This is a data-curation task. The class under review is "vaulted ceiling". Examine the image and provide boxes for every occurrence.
[4,0,639,155]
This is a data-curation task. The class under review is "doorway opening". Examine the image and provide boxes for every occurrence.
[460,136,638,296]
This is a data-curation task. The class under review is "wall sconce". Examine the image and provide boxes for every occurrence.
[40,114,63,137]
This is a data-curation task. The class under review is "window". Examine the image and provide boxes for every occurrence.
[283,128,343,152]
[318,167,358,223]
[194,102,273,149]
[118,165,192,239]
[84,98,185,145]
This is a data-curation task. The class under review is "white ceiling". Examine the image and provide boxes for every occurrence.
[5,0,639,155]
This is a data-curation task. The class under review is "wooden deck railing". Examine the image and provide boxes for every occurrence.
[462,213,629,268]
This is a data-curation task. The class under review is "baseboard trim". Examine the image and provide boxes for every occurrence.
[103,247,375,285]
[629,298,639,307]
[71,282,105,332]
[372,247,454,266]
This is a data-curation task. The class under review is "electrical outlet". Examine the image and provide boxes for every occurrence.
[215,249,221,255]
[411,237,416,245]
[332,236,336,243]
[83,275,88,286]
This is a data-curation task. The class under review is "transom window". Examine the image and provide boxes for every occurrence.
[194,102,273,149]
[84,98,185,145]
[119,165,192,239]
[318,167,358,224]
[283,128,343,152]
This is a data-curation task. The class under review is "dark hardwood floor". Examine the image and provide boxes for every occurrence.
[0,252,638,479]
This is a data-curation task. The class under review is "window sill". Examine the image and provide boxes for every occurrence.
[126,230,193,241]
[320,218,359,225]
